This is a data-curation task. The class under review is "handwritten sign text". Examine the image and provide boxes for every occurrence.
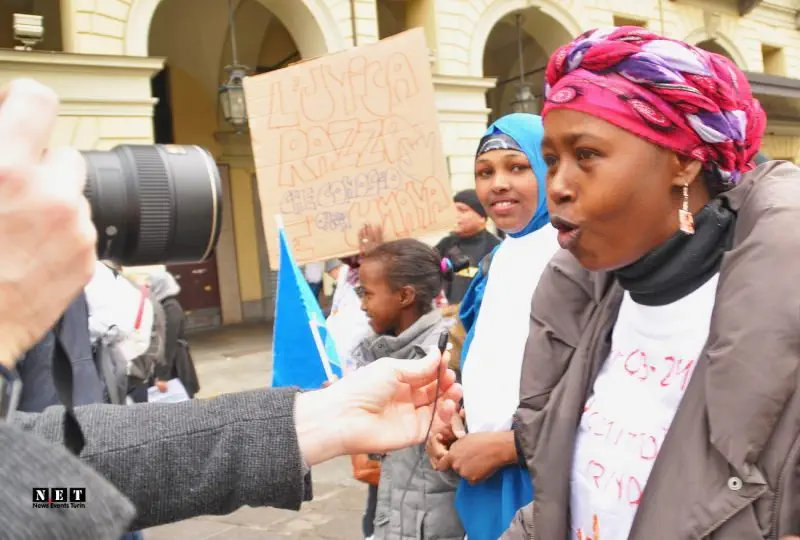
[244,29,455,268]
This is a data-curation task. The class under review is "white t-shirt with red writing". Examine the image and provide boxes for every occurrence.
[570,273,720,540]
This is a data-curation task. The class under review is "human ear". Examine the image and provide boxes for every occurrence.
[398,285,417,309]
[669,154,704,188]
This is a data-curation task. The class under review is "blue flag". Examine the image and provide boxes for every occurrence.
[272,226,341,390]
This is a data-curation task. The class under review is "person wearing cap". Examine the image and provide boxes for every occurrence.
[435,189,500,304]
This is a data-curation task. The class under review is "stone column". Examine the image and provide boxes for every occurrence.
[215,131,269,323]
[327,0,379,48]
[211,132,250,325]
[61,0,133,55]
[407,0,439,53]
[0,50,162,148]
[433,73,497,192]
[762,133,800,163]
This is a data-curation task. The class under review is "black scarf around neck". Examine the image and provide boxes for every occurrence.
[614,198,735,306]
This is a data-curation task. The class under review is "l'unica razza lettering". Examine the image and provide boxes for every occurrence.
[32,487,87,509]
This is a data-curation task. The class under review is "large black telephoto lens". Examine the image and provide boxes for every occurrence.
[81,144,222,267]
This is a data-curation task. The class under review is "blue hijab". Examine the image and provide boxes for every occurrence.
[455,113,549,539]
[459,113,549,339]
[484,113,549,237]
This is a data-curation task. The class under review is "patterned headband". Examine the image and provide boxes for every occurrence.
[476,133,523,158]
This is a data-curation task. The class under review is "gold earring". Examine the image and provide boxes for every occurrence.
[678,183,695,235]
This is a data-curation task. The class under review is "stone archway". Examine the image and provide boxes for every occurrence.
[469,0,582,79]
[125,0,345,58]
[478,2,579,119]
[140,0,348,327]
[685,29,749,69]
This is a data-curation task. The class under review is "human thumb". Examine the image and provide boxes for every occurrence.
[451,410,467,438]
[394,346,442,386]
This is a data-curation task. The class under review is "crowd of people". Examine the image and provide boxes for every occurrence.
[308,26,800,540]
[4,24,800,540]
[18,261,199,412]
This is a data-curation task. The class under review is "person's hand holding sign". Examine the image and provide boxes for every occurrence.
[358,223,383,255]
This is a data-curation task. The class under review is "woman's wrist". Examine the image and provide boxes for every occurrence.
[294,388,346,467]
[491,431,518,467]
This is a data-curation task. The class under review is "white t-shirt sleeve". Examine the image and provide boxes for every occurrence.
[84,262,120,342]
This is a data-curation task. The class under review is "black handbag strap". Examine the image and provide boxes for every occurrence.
[51,318,85,456]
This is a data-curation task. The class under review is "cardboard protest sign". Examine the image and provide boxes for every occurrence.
[244,28,455,269]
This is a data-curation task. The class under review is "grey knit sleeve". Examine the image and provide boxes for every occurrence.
[10,387,313,529]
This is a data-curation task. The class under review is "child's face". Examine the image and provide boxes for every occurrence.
[358,259,403,335]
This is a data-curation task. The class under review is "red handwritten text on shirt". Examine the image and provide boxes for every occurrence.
[609,348,696,391]
[582,399,668,461]
[587,460,643,505]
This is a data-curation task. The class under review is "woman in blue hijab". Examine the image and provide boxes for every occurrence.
[426,113,558,539]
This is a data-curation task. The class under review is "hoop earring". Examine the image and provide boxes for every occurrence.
[678,183,695,235]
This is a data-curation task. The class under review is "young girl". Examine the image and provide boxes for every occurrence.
[325,224,383,540]
[352,238,464,540]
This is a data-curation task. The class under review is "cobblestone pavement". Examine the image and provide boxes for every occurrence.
[143,324,367,540]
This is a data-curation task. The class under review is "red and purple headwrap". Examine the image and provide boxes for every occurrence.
[542,26,767,187]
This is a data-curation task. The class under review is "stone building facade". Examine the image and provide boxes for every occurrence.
[3,0,799,328]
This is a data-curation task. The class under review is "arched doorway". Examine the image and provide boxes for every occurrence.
[696,39,738,65]
[376,0,406,40]
[693,37,796,165]
[126,0,343,57]
[685,28,748,69]
[146,0,329,328]
[481,7,576,121]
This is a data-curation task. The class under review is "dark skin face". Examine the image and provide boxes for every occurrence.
[541,109,710,271]
[358,259,420,336]
[474,149,539,234]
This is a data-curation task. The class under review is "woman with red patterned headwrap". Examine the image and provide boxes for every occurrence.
[432,27,800,539]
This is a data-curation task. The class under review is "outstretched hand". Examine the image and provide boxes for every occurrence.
[295,347,462,466]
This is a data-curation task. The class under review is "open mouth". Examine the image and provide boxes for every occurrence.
[551,216,581,249]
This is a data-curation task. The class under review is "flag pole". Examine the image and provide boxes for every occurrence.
[309,313,336,381]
